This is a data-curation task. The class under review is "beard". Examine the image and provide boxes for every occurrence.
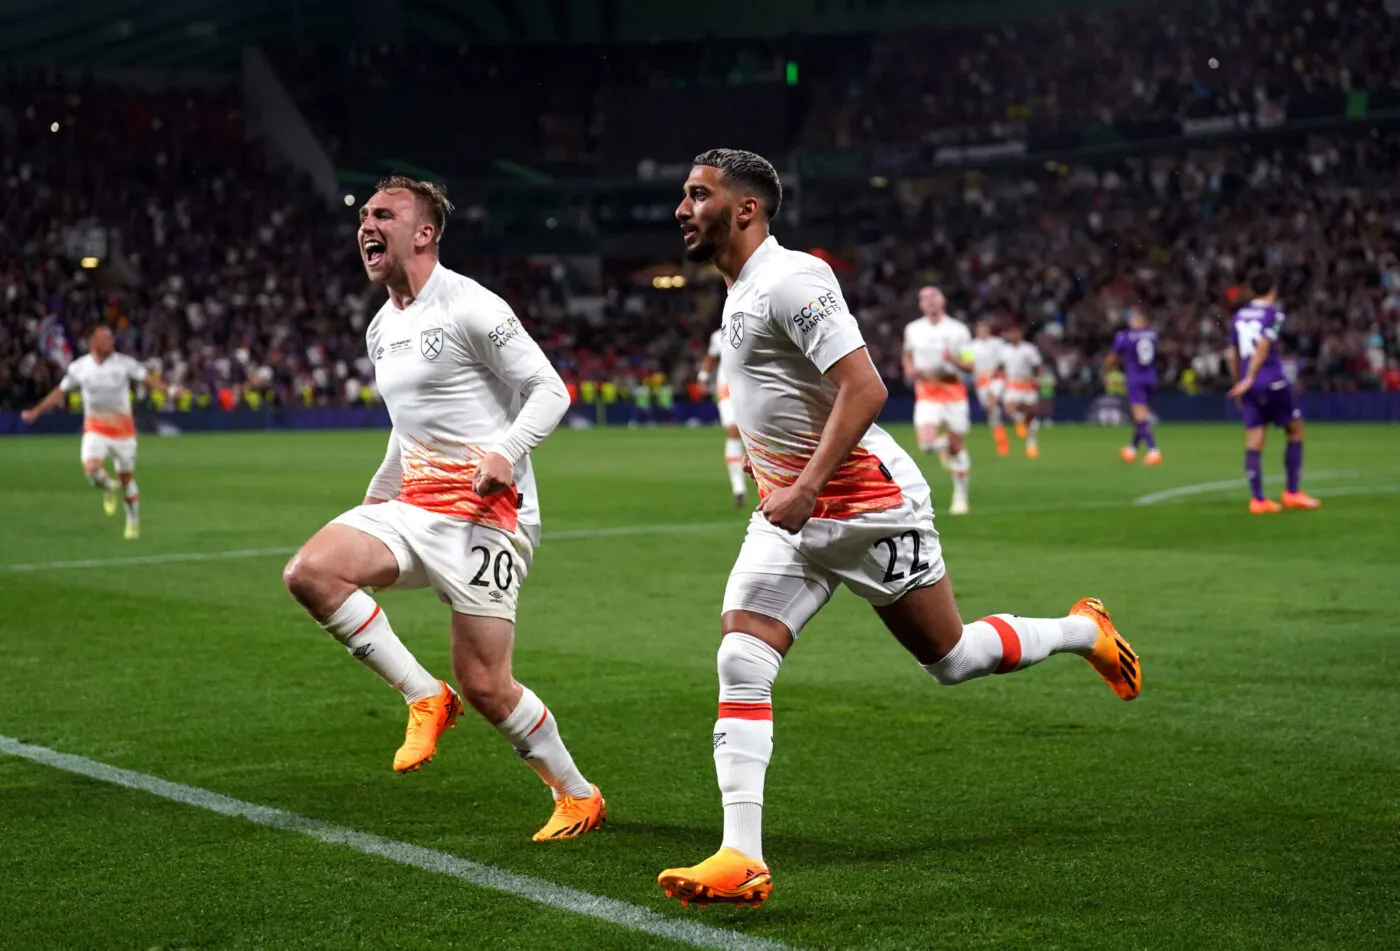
[682,207,731,263]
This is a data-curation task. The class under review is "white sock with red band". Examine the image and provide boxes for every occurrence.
[922,614,1097,685]
[321,590,440,702]
[495,685,592,799]
[950,448,971,502]
[714,632,783,863]
[89,469,113,491]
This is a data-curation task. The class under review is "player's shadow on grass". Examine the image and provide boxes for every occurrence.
[608,816,1107,868]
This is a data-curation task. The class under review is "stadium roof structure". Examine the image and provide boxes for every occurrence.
[2,0,1139,68]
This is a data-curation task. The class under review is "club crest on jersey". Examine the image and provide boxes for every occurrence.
[420,328,443,360]
[727,313,747,349]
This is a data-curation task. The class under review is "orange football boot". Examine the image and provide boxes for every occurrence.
[1015,420,1028,439]
[532,784,607,841]
[1026,444,1040,460]
[1143,449,1162,466]
[1070,598,1140,701]
[393,680,462,773]
[659,848,773,908]
[1280,491,1321,510]
[994,425,1010,456]
[1120,446,1137,463]
[1249,498,1282,514]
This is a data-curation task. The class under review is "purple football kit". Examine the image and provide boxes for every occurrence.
[1229,303,1301,430]
[1230,300,1306,503]
[1113,327,1159,406]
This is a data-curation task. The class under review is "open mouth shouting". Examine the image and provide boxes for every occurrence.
[362,236,387,269]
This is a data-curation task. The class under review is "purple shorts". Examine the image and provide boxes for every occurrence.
[1241,384,1302,429]
[1126,380,1156,407]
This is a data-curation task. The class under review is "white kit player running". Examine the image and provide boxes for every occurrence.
[969,320,1010,456]
[699,326,749,505]
[1001,324,1044,458]
[659,149,1141,908]
[22,325,169,539]
[902,288,973,513]
[282,176,605,841]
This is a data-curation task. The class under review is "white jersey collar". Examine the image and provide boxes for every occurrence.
[733,235,780,288]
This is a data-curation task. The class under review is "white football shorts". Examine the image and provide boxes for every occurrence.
[975,379,1005,408]
[1002,384,1039,409]
[912,399,970,435]
[80,433,137,473]
[717,396,737,429]
[333,500,537,621]
[722,491,946,637]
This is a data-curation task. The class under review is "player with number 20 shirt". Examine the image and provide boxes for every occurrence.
[657,149,1144,909]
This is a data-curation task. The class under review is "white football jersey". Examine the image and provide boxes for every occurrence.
[1001,341,1043,383]
[719,236,928,519]
[60,353,147,438]
[968,337,1007,377]
[367,264,555,532]
[706,327,731,398]
[903,316,972,376]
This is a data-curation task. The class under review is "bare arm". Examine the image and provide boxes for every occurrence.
[1228,340,1271,398]
[1226,348,1239,384]
[697,351,719,397]
[21,386,66,424]
[901,349,916,383]
[759,347,888,533]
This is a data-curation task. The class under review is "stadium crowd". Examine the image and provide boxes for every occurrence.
[5,0,1400,414]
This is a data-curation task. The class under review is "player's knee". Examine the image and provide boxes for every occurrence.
[716,632,783,698]
[282,549,333,607]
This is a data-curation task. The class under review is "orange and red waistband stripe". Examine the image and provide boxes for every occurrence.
[982,615,1022,674]
[717,701,773,721]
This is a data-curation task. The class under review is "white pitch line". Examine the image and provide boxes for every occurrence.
[0,521,742,573]
[1132,469,1362,506]
[0,734,791,951]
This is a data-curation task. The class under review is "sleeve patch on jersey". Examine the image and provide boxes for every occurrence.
[488,316,524,350]
[791,293,842,334]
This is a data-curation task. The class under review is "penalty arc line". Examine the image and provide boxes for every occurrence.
[0,734,794,951]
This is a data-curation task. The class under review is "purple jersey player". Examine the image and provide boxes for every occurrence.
[1106,307,1161,464]
[1227,274,1320,514]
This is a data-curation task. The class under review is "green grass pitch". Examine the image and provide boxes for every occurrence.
[0,422,1396,950]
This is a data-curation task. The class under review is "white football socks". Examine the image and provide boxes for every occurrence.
[1027,418,1041,448]
[88,469,114,491]
[494,686,593,800]
[321,590,440,702]
[950,448,970,504]
[724,437,747,496]
[122,479,140,523]
[922,614,1097,685]
[987,403,1003,429]
[714,632,783,863]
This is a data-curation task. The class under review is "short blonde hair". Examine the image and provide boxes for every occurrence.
[376,175,455,245]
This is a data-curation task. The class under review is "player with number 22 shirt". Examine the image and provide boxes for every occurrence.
[659,149,1142,908]
[282,176,605,841]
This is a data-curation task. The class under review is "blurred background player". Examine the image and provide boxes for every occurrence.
[282,177,604,840]
[699,326,748,506]
[1105,307,1162,465]
[659,148,1139,909]
[1000,324,1044,459]
[21,326,170,539]
[1227,275,1322,514]
[969,320,1009,456]
[902,286,973,514]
